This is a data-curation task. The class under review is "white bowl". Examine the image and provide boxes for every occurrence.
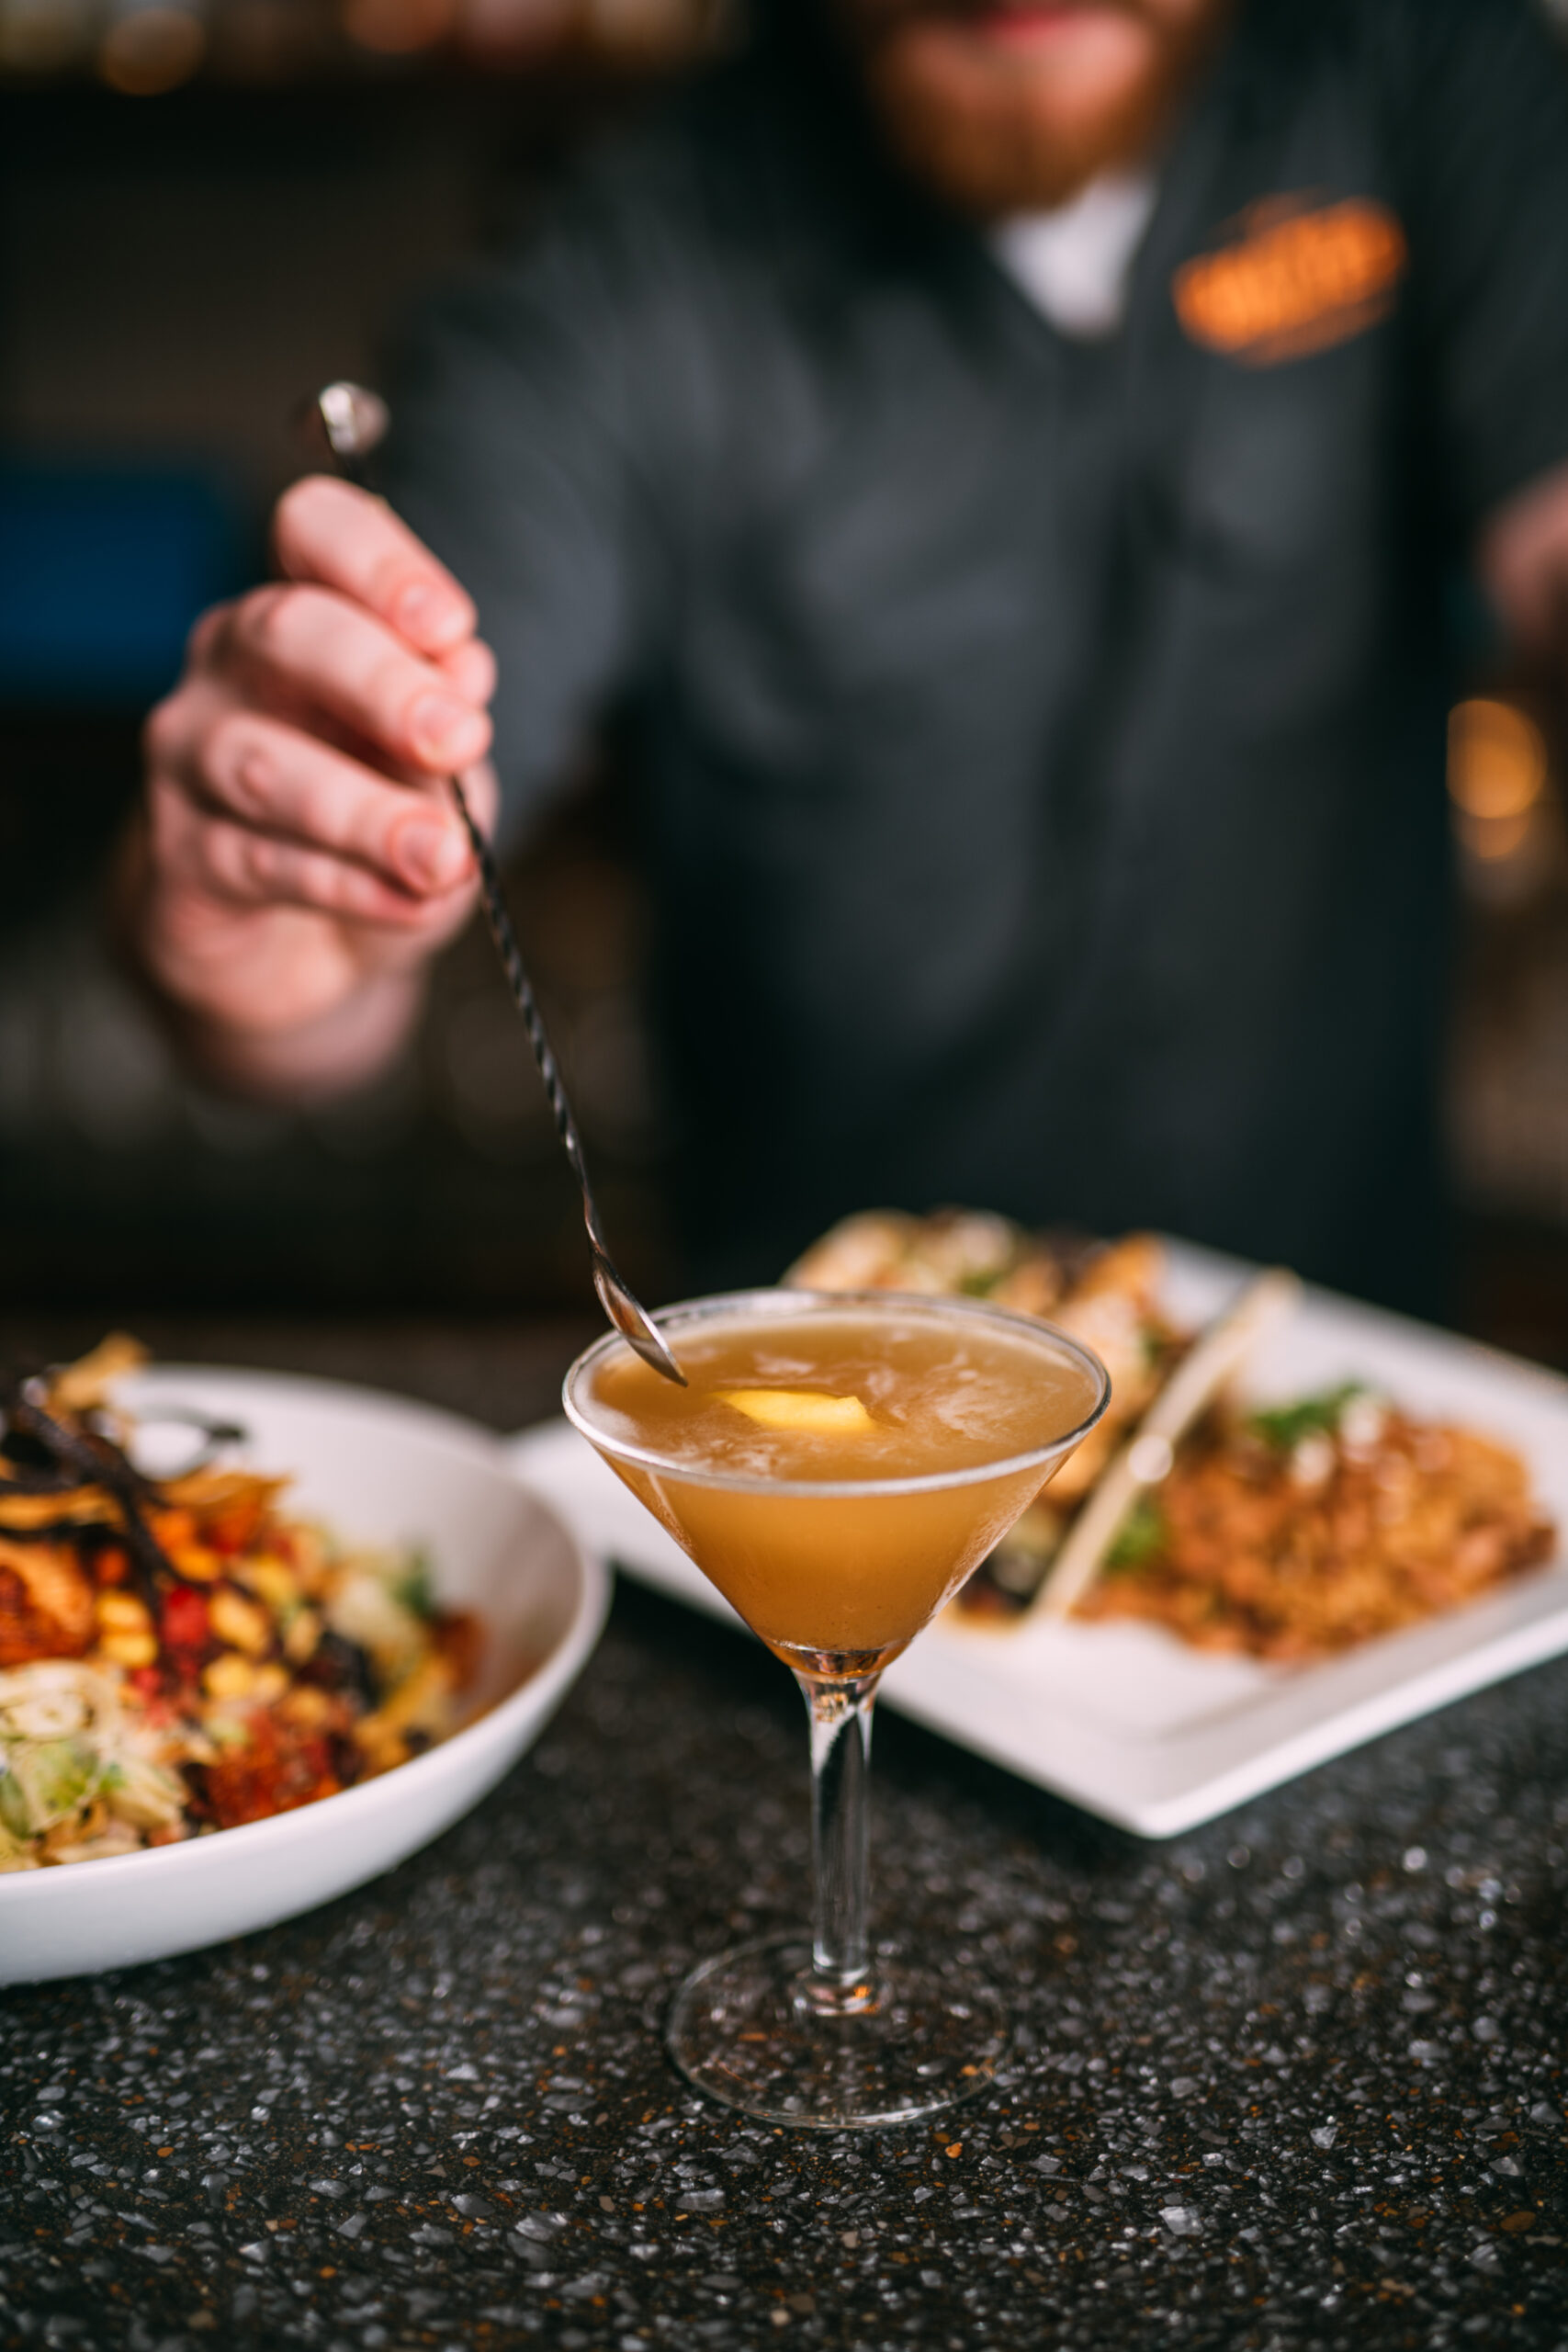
[0,1365,609,1985]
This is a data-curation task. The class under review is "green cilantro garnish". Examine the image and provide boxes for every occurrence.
[1106,1493,1167,1573]
[395,1550,437,1620]
[1247,1383,1365,1453]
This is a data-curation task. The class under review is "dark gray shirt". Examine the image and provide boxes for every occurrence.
[387,0,1568,1307]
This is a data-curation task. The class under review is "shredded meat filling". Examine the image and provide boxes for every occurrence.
[1077,1408,1555,1661]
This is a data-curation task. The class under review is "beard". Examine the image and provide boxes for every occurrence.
[839,0,1233,218]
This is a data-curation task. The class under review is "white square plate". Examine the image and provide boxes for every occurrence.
[506,1241,1568,1837]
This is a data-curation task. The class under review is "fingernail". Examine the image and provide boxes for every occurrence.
[409,692,487,763]
[397,820,468,890]
[396,582,458,641]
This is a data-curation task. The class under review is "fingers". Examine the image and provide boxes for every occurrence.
[216,583,493,776]
[439,635,496,706]
[195,817,468,928]
[273,476,477,658]
[141,560,509,967]
[149,763,477,933]
[167,700,476,896]
[144,673,505,937]
[172,481,497,823]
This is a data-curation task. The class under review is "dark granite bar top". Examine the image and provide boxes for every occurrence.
[2,1318,1566,2350]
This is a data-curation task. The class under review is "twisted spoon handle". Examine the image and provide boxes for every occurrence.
[301,380,685,1385]
[449,785,684,1382]
[446,779,600,1242]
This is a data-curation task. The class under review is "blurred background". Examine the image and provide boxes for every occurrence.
[3,0,1568,1376]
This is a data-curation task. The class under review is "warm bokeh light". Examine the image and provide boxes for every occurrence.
[452,0,572,60]
[0,0,94,72]
[584,0,682,40]
[1461,808,1534,865]
[1448,697,1548,822]
[1448,698,1558,891]
[1,0,715,76]
[341,0,455,51]
[98,2,207,90]
[208,0,330,80]
[452,0,710,63]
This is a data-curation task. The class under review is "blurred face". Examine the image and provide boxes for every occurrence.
[837,0,1235,216]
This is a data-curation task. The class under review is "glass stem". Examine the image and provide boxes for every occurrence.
[797,1672,879,2007]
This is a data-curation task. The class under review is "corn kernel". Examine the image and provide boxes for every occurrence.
[209,1586,271,1657]
[278,1684,333,1728]
[169,1542,221,1585]
[98,1628,158,1669]
[251,1663,288,1705]
[239,1555,299,1611]
[286,1525,328,1590]
[283,1607,321,1665]
[148,1507,197,1549]
[203,1651,255,1701]
[96,1589,151,1633]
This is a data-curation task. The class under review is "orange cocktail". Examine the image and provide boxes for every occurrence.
[564,1288,1108,2129]
[581,1299,1103,1677]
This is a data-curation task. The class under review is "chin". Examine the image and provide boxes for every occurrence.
[861,6,1207,218]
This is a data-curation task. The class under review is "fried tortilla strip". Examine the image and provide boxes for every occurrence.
[160,1467,286,1506]
[786,1211,925,1291]
[0,1538,96,1665]
[45,1334,149,1419]
[0,1485,124,1534]
[1032,1267,1303,1623]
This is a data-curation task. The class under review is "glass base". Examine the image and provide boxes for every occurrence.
[666,1933,1008,2129]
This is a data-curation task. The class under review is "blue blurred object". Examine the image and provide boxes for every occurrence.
[0,460,245,704]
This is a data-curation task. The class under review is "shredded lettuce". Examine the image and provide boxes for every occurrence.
[0,1766,29,1841]
[3,1736,102,1836]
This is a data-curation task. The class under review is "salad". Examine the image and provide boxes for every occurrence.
[0,1338,479,1871]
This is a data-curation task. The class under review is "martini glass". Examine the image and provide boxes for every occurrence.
[563,1287,1109,2128]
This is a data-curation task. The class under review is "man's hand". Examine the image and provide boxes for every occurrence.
[125,477,499,1098]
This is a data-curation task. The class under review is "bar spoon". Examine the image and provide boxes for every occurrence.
[303,380,686,1385]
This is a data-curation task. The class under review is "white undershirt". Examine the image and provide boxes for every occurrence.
[988,170,1160,341]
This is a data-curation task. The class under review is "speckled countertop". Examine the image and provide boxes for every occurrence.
[2,1319,1566,2351]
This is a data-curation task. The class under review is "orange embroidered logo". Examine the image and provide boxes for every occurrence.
[1173,196,1408,367]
